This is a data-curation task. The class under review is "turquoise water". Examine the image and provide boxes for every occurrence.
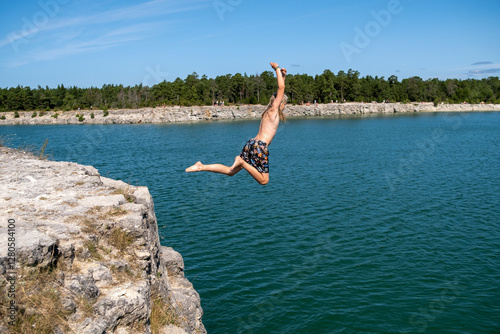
[2,112,500,333]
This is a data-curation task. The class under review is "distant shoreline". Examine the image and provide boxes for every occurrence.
[1,102,499,125]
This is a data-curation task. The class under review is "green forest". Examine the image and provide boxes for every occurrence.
[1,70,499,112]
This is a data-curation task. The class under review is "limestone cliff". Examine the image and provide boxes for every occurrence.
[0,147,205,334]
[1,103,498,125]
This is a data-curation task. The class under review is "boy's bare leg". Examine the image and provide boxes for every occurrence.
[186,156,243,176]
[233,156,269,185]
[228,155,243,171]
[185,157,269,184]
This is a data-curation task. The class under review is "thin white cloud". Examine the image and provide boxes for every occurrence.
[5,22,165,67]
[6,59,30,68]
[468,68,500,75]
[37,26,152,61]
[449,63,500,78]
[0,0,211,48]
[1,0,213,67]
[471,61,493,66]
[453,63,500,72]
[90,0,210,24]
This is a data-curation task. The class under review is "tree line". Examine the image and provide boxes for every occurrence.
[1,70,499,112]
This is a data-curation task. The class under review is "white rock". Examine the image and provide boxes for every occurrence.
[0,146,206,333]
[79,194,126,207]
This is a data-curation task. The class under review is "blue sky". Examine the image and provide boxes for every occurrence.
[0,0,499,88]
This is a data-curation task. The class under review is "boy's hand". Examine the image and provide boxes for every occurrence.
[281,68,287,77]
[270,62,279,70]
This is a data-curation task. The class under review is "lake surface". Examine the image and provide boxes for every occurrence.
[2,112,500,333]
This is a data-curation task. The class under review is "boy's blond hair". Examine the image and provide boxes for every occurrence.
[262,93,288,122]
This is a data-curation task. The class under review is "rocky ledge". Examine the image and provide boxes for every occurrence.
[1,103,499,125]
[0,146,205,334]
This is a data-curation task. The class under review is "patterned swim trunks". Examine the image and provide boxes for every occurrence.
[239,138,269,173]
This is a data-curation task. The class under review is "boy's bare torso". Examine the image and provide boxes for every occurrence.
[254,112,279,145]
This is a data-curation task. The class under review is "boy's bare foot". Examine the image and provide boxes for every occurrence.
[186,161,203,172]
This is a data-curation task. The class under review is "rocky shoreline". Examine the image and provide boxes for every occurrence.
[1,103,499,125]
[0,147,205,334]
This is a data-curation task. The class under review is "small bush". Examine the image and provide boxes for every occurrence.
[85,240,102,260]
[39,138,49,159]
[52,113,59,118]
[31,111,37,118]
[0,115,5,120]
[91,112,95,119]
[109,227,133,253]
[45,106,51,111]
[14,111,20,118]
[0,266,73,333]
[0,134,9,146]
[103,110,109,117]
[112,188,135,203]
[150,295,179,334]
[78,115,85,122]
[110,264,134,282]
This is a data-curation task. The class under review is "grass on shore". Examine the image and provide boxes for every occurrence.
[0,266,73,334]
[0,134,10,147]
[150,294,179,334]
[0,136,51,160]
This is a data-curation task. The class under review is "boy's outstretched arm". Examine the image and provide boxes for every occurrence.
[270,62,286,112]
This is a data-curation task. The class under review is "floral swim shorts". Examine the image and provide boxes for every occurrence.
[240,138,269,173]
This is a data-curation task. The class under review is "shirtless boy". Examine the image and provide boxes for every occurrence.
[186,62,287,185]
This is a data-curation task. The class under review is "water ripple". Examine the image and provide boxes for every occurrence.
[3,112,500,333]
